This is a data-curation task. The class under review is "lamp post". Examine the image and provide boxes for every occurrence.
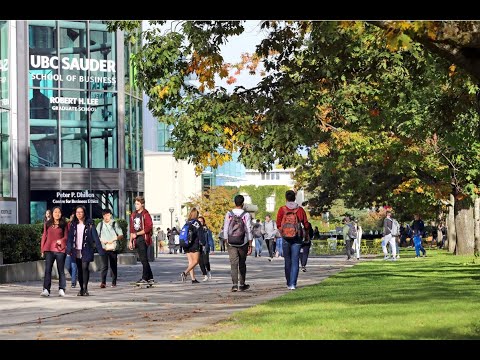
[169,207,174,229]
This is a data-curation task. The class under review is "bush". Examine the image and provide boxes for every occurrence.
[0,224,43,264]
[0,218,129,264]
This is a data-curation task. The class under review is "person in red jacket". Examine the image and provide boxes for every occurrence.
[40,206,68,297]
[276,190,309,290]
[129,196,154,284]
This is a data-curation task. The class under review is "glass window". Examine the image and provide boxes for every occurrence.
[266,195,275,212]
[59,21,87,91]
[29,21,59,88]
[30,88,59,167]
[125,94,131,169]
[153,214,161,222]
[0,20,10,197]
[89,21,116,91]
[91,91,117,168]
[60,89,87,168]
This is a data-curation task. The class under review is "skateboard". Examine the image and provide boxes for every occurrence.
[130,282,156,288]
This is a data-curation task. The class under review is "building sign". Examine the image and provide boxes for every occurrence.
[30,55,116,112]
[53,191,99,205]
[0,197,17,224]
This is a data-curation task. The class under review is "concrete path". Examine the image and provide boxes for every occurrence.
[0,253,365,339]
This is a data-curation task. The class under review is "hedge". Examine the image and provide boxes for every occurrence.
[0,219,129,264]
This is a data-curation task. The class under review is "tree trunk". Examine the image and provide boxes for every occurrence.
[447,194,456,253]
[475,197,480,256]
[454,196,475,255]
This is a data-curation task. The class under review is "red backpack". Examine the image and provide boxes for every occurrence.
[280,207,304,240]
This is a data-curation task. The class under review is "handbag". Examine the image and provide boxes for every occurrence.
[105,241,118,252]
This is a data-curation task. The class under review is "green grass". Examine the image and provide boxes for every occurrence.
[195,250,480,339]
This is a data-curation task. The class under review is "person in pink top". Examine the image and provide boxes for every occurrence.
[40,206,68,297]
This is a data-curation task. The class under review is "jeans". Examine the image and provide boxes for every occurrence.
[414,235,426,256]
[100,251,118,285]
[265,238,275,258]
[345,239,353,259]
[227,243,249,286]
[65,254,77,286]
[276,238,283,257]
[199,250,211,275]
[254,237,263,256]
[283,239,302,288]
[136,238,153,281]
[43,251,67,292]
[75,257,91,292]
[299,241,311,267]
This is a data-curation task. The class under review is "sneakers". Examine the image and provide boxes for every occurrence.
[40,289,49,297]
[288,285,296,290]
[180,272,187,282]
[83,290,90,296]
[111,283,117,288]
[384,255,390,260]
[301,267,307,272]
[136,279,148,284]
[239,284,250,291]
[100,283,106,288]
[207,271,212,280]
[58,289,65,297]
[77,290,84,296]
[71,284,76,288]
[192,279,200,284]
[147,279,155,284]
[231,285,238,292]
[202,275,209,282]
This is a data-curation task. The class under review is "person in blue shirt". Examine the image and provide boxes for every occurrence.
[412,214,427,258]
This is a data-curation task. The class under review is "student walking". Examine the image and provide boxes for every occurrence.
[129,196,154,285]
[179,208,204,284]
[66,205,105,296]
[97,209,123,288]
[252,219,264,257]
[382,211,399,261]
[263,215,277,261]
[198,216,215,281]
[223,195,253,292]
[412,214,427,258]
[40,206,68,297]
[276,190,309,290]
[65,211,77,288]
[299,221,313,272]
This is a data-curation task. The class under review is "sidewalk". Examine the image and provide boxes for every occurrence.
[0,253,366,339]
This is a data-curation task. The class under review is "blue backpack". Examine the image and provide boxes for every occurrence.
[179,220,194,248]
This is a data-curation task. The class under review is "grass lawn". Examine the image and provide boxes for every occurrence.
[196,250,480,339]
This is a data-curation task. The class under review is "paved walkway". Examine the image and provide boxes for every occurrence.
[0,253,365,339]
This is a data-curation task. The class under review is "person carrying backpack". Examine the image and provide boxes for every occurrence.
[97,208,123,288]
[222,195,253,292]
[276,190,309,290]
[179,208,204,284]
[382,210,399,261]
[342,216,356,261]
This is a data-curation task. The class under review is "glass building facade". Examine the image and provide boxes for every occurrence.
[0,21,10,198]
[3,20,144,223]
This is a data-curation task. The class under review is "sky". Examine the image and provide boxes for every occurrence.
[145,20,267,92]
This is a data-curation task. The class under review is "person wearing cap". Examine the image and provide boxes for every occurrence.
[97,209,124,288]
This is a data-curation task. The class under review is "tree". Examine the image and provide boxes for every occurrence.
[109,21,480,254]
[184,187,237,236]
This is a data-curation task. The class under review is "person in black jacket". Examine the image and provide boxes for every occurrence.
[66,205,105,296]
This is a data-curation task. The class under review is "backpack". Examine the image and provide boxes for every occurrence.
[280,207,304,240]
[347,223,357,240]
[227,210,247,245]
[253,223,263,238]
[179,220,194,248]
[390,219,400,236]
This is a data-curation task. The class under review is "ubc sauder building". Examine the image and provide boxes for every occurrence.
[0,20,144,223]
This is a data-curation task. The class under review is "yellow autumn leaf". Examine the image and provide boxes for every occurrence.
[449,64,456,77]
[416,186,424,193]
[202,124,213,132]
[317,142,330,157]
